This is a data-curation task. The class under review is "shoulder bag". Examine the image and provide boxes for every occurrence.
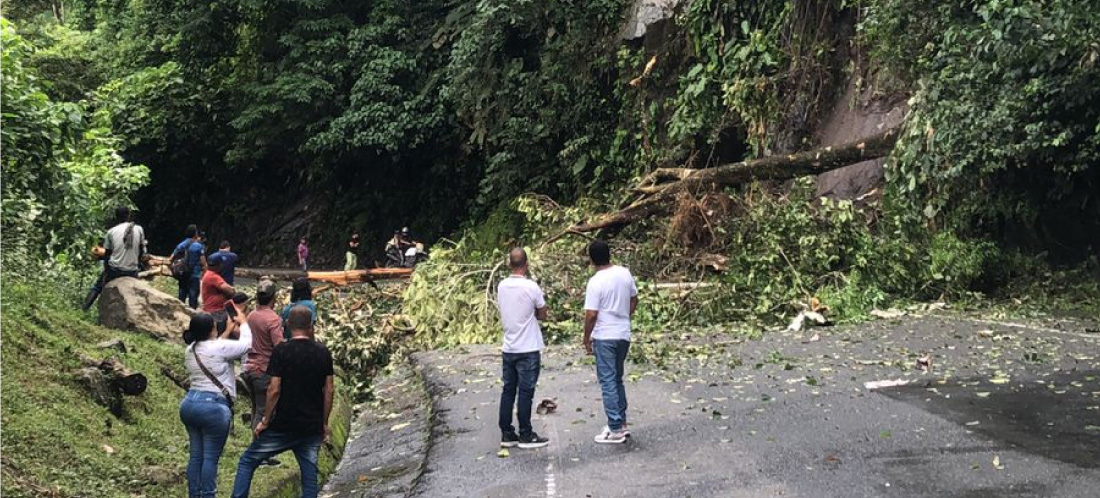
[191,346,235,430]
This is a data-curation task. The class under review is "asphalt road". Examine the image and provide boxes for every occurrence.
[408,315,1100,498]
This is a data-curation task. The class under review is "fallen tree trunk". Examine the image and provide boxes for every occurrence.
[140,262,414,285]
[570,129,899,234]
[160,363,190,391]
[235,267,413,285]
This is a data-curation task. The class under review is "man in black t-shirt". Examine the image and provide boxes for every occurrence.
[231,306,334,498]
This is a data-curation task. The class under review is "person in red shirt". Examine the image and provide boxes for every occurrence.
[201,258,235,316]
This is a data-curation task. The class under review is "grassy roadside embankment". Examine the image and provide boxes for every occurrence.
[0,279,351,498]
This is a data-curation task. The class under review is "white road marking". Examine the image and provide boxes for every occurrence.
[545,461,557,498]
[542,396,564,498]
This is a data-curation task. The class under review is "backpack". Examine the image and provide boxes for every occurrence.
[170,243,193,281]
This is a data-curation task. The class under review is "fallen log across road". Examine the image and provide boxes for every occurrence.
[236,267,414,285]
[139,257,413,285]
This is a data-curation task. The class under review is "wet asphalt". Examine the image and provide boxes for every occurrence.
[406,315,1100,498]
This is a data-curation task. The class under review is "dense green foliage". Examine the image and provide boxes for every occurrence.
[5,0,1097,259]
[867,0,1100,255]
[4,0,1097,330]
[1,19,147,276]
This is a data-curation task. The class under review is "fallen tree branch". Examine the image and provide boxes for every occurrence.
[638,167,698,188]
[160,364,190,391]
[570,129,899,234]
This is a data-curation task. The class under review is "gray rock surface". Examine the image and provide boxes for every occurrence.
[98,277,192,342]
[322,359,431,498]
[814,78,908,200]
[620,0,680,40]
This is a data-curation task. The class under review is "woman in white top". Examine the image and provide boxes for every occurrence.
[179,304,251,498]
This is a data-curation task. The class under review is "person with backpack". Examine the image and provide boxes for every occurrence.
[280,278,317,341]
[172,225,207,309]
[80,206,149,313]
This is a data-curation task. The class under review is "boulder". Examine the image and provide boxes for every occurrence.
[620,0,680,40]
[98,277,193,343]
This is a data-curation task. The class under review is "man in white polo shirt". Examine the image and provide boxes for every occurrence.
[496,247,550,449]
[583,240,638,444]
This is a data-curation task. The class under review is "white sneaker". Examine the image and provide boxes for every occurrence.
[594,427,628,444]
[600,425,631,437]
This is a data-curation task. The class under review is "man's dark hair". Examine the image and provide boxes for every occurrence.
[287,305,313,332]
[185,224,198,238]
[508,247,528,270]
[290,277,312,302]
[219,240,231,249]
[115,206,131,224]
[256,291,276,307]
[208,258,223,270]
[588,240,611,266]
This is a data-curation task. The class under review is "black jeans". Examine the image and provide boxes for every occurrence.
[105,266,139,282]
[499,351,541,437]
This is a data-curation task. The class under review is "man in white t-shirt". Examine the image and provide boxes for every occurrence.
[496,247,550,449]
[583,240,638,444]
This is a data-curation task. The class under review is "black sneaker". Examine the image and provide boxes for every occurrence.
[500,432,520,448]
[261,458,281,467]
[518,432,550,449]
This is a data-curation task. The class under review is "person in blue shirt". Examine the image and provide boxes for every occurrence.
[172,225,207,309]
[280,278,318,340]
[208,240,239,285]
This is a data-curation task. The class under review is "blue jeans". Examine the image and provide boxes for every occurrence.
[594,340,630,431]
[177,276,190,304]
[179,390,232,498]
[183,275,200,308]
[231,430,323,498]
[499,351,541,437]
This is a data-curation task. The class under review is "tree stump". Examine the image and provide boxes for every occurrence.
[99,357,148,396]
[76,367,124,416]
[76,355,148,416]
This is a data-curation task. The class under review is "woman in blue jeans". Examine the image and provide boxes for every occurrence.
[179,307,251,498]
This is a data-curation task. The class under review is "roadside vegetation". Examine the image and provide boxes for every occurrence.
[0,279,351,498]
[2,1,1099,494]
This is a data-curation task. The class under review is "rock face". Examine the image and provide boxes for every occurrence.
[813,78,908,200]
[620,0,680,40]
[98,278,192,343]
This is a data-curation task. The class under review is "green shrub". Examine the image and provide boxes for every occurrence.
[1,19,148,280]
